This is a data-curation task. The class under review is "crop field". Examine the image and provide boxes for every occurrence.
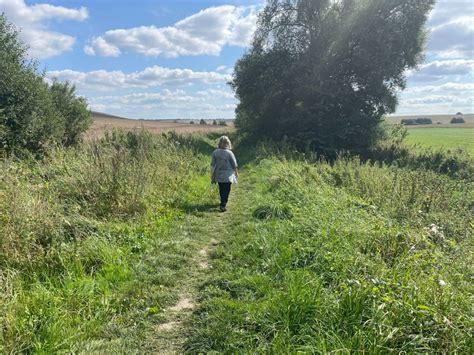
[405,127,474,155]
[87,112,233,139]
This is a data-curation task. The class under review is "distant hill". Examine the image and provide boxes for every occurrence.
[91,111,132,120]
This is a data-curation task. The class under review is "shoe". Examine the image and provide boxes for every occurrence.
[219,206,227,212]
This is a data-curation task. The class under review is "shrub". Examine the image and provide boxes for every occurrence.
[50,80,91,146]
[218,120,228,126]
[212,120,217,125]
[401,118,432,125]
[200,119,207,125]
[450,117,465,124]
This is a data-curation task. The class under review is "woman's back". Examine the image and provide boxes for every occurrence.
[211,148,237,183]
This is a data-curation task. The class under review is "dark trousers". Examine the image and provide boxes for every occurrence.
[218,182,232,207]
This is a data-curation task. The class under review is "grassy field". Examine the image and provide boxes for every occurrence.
[405,127,474,155]
[0,131,472,352]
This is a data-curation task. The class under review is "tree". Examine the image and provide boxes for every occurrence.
[50,80,91,145]
[0,13,91,154]
[232,0,435,154]
[200,119,207,125]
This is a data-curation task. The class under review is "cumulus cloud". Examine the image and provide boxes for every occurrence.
[408,59,474,82]
[398,82,474,115]
[0,0,88,59]
[84,5,257,58]
[88,89,237,119]
[47,65,229,91]
[427,1,474,58]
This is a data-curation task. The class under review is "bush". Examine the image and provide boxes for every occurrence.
[212,120,217,125]
[50,80,92,145]
[0,14,90,155]
[450,117,465,124]
[200,119,207,125]
[401,118,432,125]
[218,120,228,126]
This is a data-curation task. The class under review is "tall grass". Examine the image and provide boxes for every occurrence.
[0,130,213,352]
[187,150,473,352]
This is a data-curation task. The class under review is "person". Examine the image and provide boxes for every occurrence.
[211,136,238,212]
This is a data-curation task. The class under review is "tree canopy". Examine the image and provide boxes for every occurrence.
[0,13,91,155]
[232,0,435,153]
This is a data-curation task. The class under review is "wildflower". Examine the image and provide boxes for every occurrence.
[438,279,447,287]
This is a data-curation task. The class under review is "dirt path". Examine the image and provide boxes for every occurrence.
[149,189,237,353]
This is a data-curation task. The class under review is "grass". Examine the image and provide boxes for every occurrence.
[185,144,472,353]
[1,131,472,352]
[0,130,221,352]
[405,127,474,155]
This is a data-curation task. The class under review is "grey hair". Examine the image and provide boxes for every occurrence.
[218,135,232,150]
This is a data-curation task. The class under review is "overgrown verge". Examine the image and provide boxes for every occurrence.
[187,150,472,352]
[0,130,217,352]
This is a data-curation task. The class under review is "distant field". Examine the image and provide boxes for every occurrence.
[87,111,233,139]
[387,114,474,128]
[405,127,474,155]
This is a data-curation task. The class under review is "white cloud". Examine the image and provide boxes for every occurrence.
[88,89,237,119]
[84,5,257,58]
[0,0,88,59]
[398,82,474,115]
[197,88,235,99]
[84,38,121,57]
[427,1,474,58]
[409,59,474,82]
[47,66,229,91]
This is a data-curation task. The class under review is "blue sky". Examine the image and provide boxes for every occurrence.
[0,0,473,119]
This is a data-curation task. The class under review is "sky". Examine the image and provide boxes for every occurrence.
[0,0,473,119]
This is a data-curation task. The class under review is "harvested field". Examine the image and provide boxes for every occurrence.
[87,111,233,139]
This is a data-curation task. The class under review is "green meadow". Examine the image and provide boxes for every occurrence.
[406,128,474,155]
[1,131,472,353]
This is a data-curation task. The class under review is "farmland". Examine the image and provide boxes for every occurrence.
[387,114,474,128]
[405,127,474,155]
[87,111,233,139]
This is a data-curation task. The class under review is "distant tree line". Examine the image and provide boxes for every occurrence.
[232,0,435,154]
[401,118,433,125]
[0,14,91,155]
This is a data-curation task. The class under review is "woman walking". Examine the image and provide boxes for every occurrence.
[211,136,238,212]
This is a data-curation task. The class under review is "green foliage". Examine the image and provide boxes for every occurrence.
[232,0,435,153]
[200,119,207,125]
[50,80,92,145]
[401,118,433,125]
[0,131,217,352]
[187,154,472,353]
[218,120,228,126]
[0,14,91,155]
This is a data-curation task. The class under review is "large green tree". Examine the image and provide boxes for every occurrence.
[232,0,435,153]
[0,13,91,154]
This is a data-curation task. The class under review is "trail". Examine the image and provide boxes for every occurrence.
[148,183,239,353]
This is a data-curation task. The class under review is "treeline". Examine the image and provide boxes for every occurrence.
[0,14,91,156]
